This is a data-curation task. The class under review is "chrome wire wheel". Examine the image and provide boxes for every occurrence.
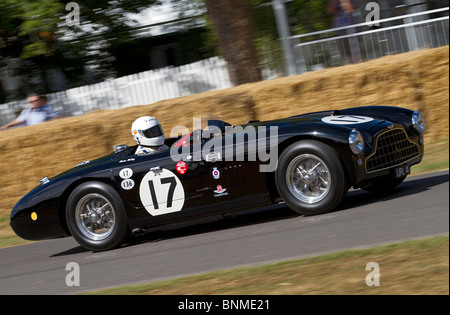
[75,193,116,241]
[286,154,331,204]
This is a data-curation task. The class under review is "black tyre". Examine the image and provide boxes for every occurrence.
[66,181,129,251]
[275,140,348,216]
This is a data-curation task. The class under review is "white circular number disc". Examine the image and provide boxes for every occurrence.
[322,115,374,125]
[119,168,133,179]
[139,169,185,216]
[121,179,135,190]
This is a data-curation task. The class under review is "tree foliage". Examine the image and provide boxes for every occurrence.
[0,0,334,99]
[0,0,161,98]
[1,0,161,58]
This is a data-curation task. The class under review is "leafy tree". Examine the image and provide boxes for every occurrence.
[17,1,65,59]
[0,0,161,58]
[0,0,161,99]
[0,0,334,100]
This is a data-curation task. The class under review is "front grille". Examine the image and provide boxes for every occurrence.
[366,128,420,173]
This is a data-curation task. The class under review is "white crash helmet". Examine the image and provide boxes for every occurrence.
[131,116,165,147]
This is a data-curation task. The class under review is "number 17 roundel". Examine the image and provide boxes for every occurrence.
[139,169,185,216]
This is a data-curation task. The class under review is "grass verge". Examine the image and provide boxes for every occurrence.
[83,236,449,295]
[411,138,449,175]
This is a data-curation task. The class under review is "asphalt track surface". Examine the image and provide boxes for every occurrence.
[0,171,448,295]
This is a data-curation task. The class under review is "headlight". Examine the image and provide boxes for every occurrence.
[349,129,364,155]
[412,110,425,135]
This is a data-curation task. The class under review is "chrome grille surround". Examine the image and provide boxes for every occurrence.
[365,127,420,173]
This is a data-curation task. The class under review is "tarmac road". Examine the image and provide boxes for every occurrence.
[0,170,448,295]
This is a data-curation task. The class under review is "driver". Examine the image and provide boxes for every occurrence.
[131,116,169,155]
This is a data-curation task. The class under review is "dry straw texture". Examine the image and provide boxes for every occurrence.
[0,46,448,217]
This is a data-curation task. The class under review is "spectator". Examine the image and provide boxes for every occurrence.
[0,94,61,130]
[327,0,361,64]
[328,0,356,28]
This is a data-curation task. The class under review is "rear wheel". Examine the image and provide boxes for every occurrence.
[275,140,348,216]
[66,182,129,251]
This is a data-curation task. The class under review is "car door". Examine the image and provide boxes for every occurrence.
[111,147,234,222]
[190,130,271,212]
[112,151,180,217]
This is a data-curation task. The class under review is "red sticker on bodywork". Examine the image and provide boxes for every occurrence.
[176,161,187,174]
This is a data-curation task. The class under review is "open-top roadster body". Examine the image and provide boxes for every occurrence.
[10,106,425,251]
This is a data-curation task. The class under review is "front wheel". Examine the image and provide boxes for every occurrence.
[66,181,129,251]
[275,140,348,216]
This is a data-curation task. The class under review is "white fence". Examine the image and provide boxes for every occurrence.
[0,57,232,126]
[291,7,449,72]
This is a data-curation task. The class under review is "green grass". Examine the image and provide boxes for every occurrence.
[83,236,449,295]
[411,138,449,175]
[0,215,30,248]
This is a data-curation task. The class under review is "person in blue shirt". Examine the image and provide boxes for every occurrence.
[328,0,356,29]
[327,0,360,64]
[0,94,61,130]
